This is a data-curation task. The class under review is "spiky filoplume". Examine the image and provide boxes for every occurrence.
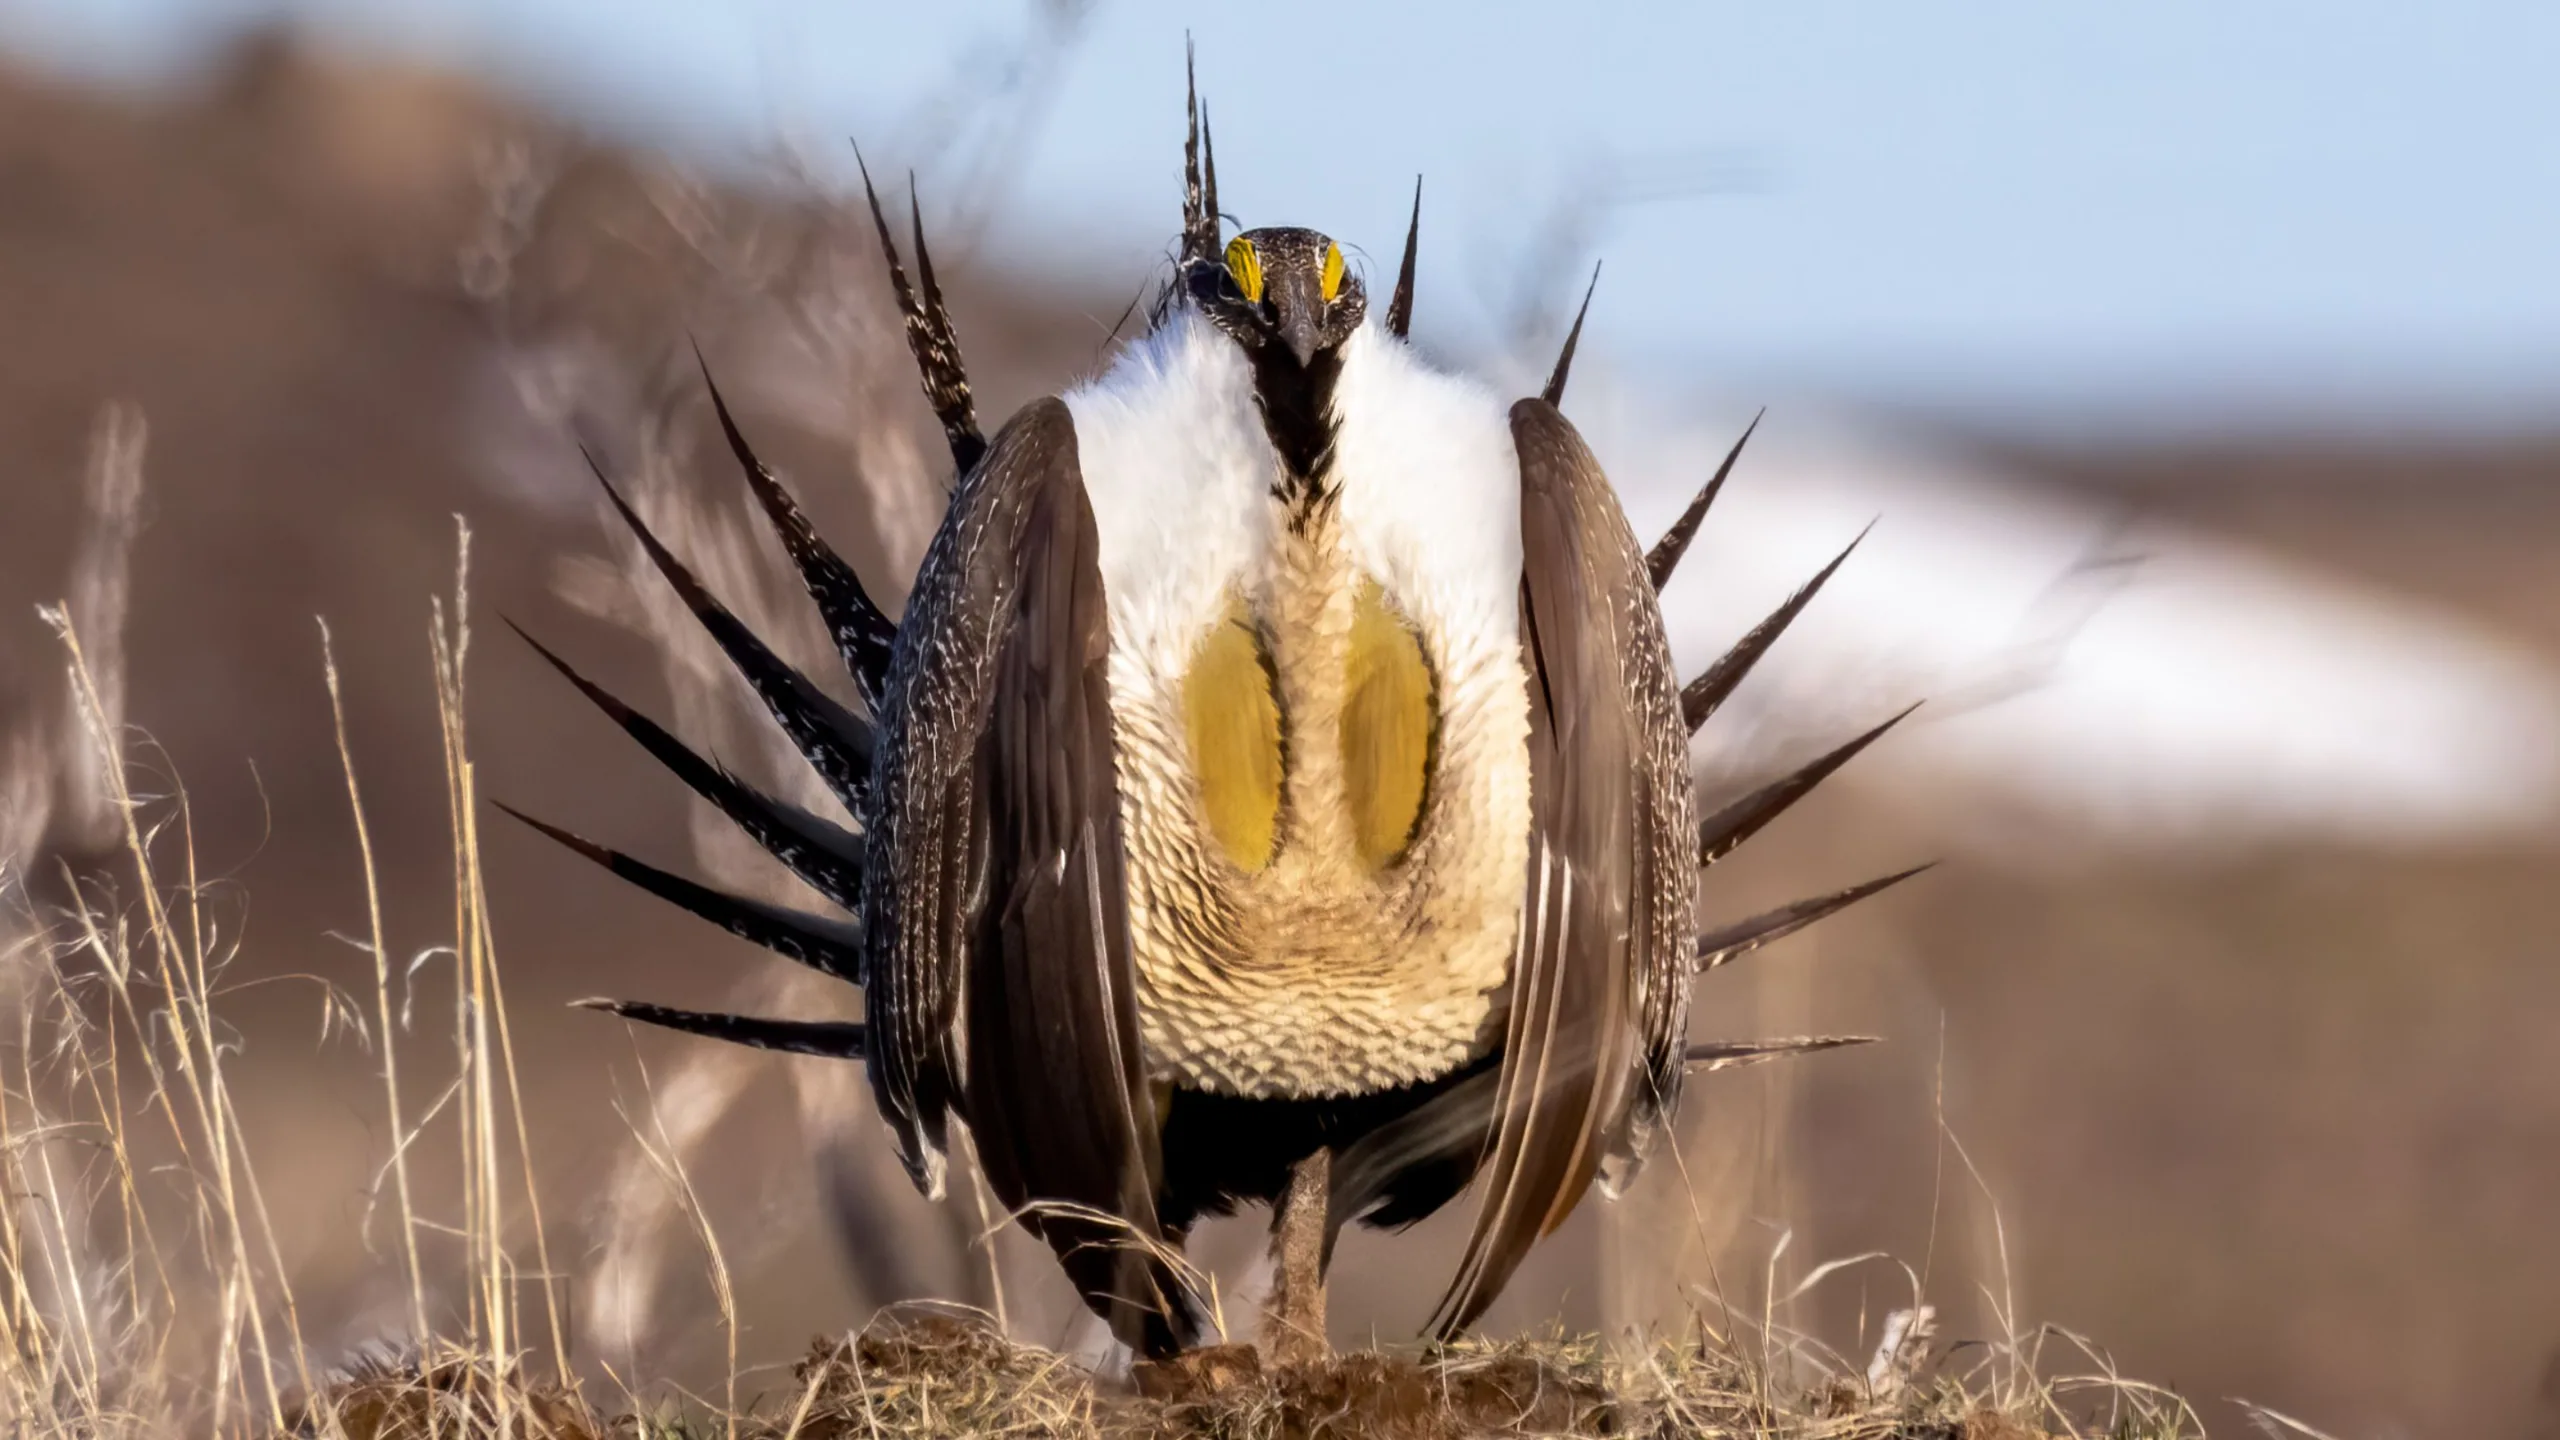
[510,51,1921,1360]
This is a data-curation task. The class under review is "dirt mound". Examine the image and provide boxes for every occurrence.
[282,1314,2124,1440]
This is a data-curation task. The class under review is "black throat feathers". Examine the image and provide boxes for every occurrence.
[1248,343,1344,521]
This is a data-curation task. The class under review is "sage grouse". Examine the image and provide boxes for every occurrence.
[509,66,1918,1358]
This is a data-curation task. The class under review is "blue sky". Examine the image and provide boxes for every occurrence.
[9,0,2559,434]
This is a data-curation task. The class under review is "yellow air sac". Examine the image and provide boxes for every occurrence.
[1341,581,1433,870]
[1183,600,1285,872]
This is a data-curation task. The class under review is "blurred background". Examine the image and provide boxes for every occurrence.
[0,2,2554,1435]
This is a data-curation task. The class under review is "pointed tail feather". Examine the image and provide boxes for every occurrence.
[905,179,985,476]
[1697,705,1917,866]
[509,621,868,910]
[696,354,897,705]
[498,803,863,985]
[1540,262,1601,407]
[852,147,984,478]
[1386,176,1421,339]
[1683,1035,1878,1071]
[1695,863,1933,972]
[582,449,875,812]
[1200,104,1221,242]
[852,144,925,378]
[1680,524,1870,733]
[1181,41,1218,265]
[1645,411,1761,592]
[576,997,868,1061]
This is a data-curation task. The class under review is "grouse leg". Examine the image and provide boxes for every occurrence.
[1260,1145,1330,1365]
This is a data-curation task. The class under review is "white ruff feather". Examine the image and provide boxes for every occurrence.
[1062,313,1534,1097]
[1331,323,1525,655]
[1064,308,1276,692]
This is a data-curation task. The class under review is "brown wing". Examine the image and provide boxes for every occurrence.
[859,398,1197,1353]
[1426,397,1698,1339]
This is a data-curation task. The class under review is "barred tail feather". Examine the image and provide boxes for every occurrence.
[696,355,897,705]
[508,621,867,910]
[498,804,864,986]
[853,147,984,477]
[1181,41,1219,265]
[905,180,985,476]
[576,997,869,1060]
[582,449,875,811]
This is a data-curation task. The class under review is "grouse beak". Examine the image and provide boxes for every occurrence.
[1269,271,1325,368]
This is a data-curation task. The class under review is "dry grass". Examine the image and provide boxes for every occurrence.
[258,1307,2200,1440]
[0,426,2202,1440]
[0,482,577,1437]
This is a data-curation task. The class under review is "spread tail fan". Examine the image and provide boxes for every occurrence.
[508,433,889,1045]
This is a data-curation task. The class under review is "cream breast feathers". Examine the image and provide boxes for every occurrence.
[1061,310,1535,1098]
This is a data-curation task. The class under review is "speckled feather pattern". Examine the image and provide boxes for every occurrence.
[1421,399,1703,1336]
[1591,432,1702,1189]
[1063,314,1533,1099]
[855,406,1045,1199]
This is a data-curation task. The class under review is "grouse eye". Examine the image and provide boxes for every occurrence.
[1224,236,1265,305]
[1320,243,1346,303]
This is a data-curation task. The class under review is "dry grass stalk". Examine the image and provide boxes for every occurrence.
[0,503,587,1437]
[613,1040,742,1440]
[260,1306,2206,1440]
[324,617,433,1366]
